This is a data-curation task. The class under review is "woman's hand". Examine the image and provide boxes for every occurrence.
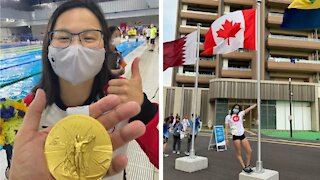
[244,104,257,114]
[10,89,146,179]
[88,92,145,176]
[10,89,54,180]
[107,57,144,106]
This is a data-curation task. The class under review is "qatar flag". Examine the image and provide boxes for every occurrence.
[163,31,197,71]
[202,9,256,55]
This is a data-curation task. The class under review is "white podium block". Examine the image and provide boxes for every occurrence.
[175,156,208,173]
[239,168,279,180]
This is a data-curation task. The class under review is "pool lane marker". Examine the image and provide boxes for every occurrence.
[0,72,42,88]
[0,59,40,71]
[0,50,41,61]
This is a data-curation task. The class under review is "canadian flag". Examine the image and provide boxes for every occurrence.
[163,31,197,71]
[202,9,256,55]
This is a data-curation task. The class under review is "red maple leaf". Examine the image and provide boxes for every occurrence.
[216,20,241,45]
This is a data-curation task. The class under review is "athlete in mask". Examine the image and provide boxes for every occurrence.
[10,1,158,180]
[225,104,257,173]
[107,26,126,77]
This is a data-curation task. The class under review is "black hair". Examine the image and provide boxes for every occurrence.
[32,0,112,106]
[164,117,170,123]
[108,26,120,35]
[230,104,242,115]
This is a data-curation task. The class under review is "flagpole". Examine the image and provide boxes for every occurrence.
[190,23,201,158]
[180,84,184,119]
[256,0,263,173]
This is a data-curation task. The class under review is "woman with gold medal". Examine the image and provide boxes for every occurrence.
[9,0,159,179]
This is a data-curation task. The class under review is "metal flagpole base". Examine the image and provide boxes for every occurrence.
[256,161,263,173]
[239,167,279,180]
[190,149,195,157]
[239,161,279,180]
[175,156,208,173]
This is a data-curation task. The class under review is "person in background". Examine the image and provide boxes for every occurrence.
[163,117,171,157]
[172,117,183,155]
[148,24,157,52]
[144,25,151,46]
[181,115,190,132]
[169,113,174,123]
[225,104,257,173]
[184,114,200,156]
[133,27,137,37]
[107,26,126,77]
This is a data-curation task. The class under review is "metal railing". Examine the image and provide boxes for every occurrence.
[236,48,250,52]
[199,57,215,61]
[269,34,320,42]
[222,67,251,71]
[269,57,320,64]
[177,72,215,77]
[268,12,283,17]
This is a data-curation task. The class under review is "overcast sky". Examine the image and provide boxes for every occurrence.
[163,0,178,87]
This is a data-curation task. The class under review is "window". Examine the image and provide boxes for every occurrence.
[187,5,218,13]
[228,60,250,69]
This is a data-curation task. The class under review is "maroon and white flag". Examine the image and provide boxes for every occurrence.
[163,31,197,71]
[202,9,256,55]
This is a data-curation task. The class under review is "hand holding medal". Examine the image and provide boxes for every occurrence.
[10,89,146,179]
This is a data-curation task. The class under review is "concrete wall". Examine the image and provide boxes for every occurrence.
[0,28,12,42]
[311,85,320,131]
[0,8,31,20]
[107,15,159,27]
[31,25,46,41]
[163,87,213,126]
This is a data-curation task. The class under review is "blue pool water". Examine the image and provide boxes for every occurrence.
[117,40,144,57]
[0,44,28,49]
[0,50,41,62]
[0,40,144,100]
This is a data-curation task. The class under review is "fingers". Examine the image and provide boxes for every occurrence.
[110,120,145,150]
[89,95,121,118]
[38,129,52,146]
[40,126,53,134]
[107,85,129,95]
[21,89,46,132]
[131,57,141,80]
[106,154,128,176]
[97,101,140,129]
[108,78,129,87]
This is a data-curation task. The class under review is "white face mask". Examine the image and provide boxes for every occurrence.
[233,108,239,114]
[112,37,121,46]
[48,45,105,85]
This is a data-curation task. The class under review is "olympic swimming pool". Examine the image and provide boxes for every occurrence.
[0,40,144,100]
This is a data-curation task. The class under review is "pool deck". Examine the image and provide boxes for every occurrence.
[124,39,159,180]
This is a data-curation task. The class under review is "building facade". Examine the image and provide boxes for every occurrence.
[164,0,320,131]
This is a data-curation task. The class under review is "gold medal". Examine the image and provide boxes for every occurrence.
[45,115,112,180]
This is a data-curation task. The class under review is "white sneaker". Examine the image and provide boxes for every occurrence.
[164,154,169,157]
[172,150,176,154]
[177,151,180,155]
[184,152,190,156]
